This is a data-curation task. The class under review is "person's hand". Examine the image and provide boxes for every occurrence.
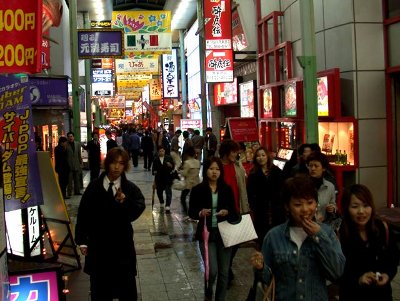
[215,209,228,217]
[80,246,88,256]
[326,204,336,214]
[376,272,389,287]
[115,188,126,203]
[200,209,211,217]
[359,272,377,286]
[301,217,320,236]
[250,251,264,270]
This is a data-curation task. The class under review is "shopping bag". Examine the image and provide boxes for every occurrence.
[217,214,258,247]
[172,179,186,190]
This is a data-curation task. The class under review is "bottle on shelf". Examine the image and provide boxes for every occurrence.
[342,150,347,165]
[335,149,339,164]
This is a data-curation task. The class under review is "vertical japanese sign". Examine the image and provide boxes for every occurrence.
[162,48,178,98]
[0,188,10,301]
[0,0,43,74]
[149,79,162,101]
[205,49,234,83]
[28,206,40,256]
[0,74,43,212]
[204,0,232,50]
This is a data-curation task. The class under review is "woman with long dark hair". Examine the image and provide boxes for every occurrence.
[339,184,399,301]
[189,157,238,301]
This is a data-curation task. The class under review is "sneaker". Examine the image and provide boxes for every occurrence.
[165,206,171,213]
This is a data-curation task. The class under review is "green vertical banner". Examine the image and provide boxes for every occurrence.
[0,74,43,212]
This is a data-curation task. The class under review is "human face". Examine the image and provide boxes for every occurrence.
[67,133,74,142]
[226,150,238,163]
[287,197,317,227]
[207,162,221,182]
[308,160,325,178]
[255,149,268,167]
[158,148,165,157]
[108,156,125,181]
[302,147,312,160]
[348,195,372,229]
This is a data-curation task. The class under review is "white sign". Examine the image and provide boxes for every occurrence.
[115,58,159,74]
[124,33,172,54]
[92,82,114,97]
[162,48,179,98]
[181,119,202,131]
[28,206,41,256]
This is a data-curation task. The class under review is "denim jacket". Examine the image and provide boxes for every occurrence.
[262,221,345,301]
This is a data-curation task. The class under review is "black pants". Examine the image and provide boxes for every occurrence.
[143,151,153,170]
[131,149,140,167]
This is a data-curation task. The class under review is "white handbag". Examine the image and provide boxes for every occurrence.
[217,214,258,247]
[172,179,186,190]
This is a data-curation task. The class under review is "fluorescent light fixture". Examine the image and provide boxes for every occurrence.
[172,0,191,29]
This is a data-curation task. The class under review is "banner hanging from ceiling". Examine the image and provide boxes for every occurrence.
[204,0,232,50]
[111,11,172,57]
[162,48,179,98]
[0,0,43,74]
[77,29,124,59]
[115,58,159,74]
[0,74,43,212]
[205,49,234,83]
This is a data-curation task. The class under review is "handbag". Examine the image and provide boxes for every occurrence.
[172,178,186,190]
[217,214,258,247]
[258,275,275,301]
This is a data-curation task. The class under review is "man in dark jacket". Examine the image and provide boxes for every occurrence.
[141,130,154,171]
[205,127,218,159]
[83,132,101,181]
[75,148,145,301]
[54,136,70,199]
[106,130,118,153]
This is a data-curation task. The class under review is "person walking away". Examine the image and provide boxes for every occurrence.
[141,130,154,171]
[75,148,145,301]
[122,128,132,154]
[247,147,284,248]
[188,157,239,301]
[152,145,175,213]
[54,136,70,199]
[170,129,182,170]
[339,184,399,301]
[83,132,101,181]
[219,139,250,285]
[251,175,345,301]
[205,127,218,159]
[179,146,200,215]
[191,129,205,162]
[66,131,83,196]
[129,129,141,167]
[181,130,193,162]
[106,130,118,153]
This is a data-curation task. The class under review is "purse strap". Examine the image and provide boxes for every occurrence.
[262,267,275,301]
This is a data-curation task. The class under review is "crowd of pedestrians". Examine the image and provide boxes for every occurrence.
[50,125,399,301]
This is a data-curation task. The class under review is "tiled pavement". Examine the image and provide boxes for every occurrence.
[64,160,400,301]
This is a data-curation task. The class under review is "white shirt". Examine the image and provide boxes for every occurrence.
[103,176,122,196]
[290,226,308,251]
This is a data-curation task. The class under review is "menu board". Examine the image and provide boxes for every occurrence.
[283,82,297,117]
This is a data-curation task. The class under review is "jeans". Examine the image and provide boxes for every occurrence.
[156,185,172,206]
[199,228,231,301]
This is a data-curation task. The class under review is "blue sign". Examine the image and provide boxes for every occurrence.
[29,77,68,107]
[78,29,124,58]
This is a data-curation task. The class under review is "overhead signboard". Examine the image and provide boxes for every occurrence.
[29,76,69,107]
[162,48,179,98]
[0,1,43,74]
[204,0,232,50]
[205,49,234,83]
[91,58,114,69]
[115,58,159,74]
[77,29,124,59]
[112,11,172,57]
[149,78,162,100]
[214,78,237,106]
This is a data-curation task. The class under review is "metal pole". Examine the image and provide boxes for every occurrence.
[83,13,92,138]
[197,0,208,133]
[69,0,81,140]
[179,29,188,120]
[298,0,318,143]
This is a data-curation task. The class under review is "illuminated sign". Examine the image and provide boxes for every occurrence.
[214,78,237,106]
[204,0,232,50]
[77,29,124,59]
[239,80,255,117]
[205,49,233,83]
[162,49,179,98]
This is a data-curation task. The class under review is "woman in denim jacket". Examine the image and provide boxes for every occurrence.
[252,175,345,301]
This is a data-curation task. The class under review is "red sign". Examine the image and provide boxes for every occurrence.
[214,78,237,106]
[227,117,259,142]
[232,9,248,51]
[205,49,233,83]
[0,1,43,74]
[204,0,232,50]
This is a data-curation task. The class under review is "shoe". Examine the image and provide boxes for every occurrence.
[165,206,171,213]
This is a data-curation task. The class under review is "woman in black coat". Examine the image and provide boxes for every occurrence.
[54,136,70,199]
[247,147,284,248]
[339,184,399,301]
[189,157,238,301]
[75,148,145,301]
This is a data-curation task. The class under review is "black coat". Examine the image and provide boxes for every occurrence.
[247,165,284,245]
[85,139,101,169]
[152,155,175,188]
[106,138,118,152]
[339,219,399,301]
[189,182,239,241]
[75,172,145,276]
[141,134,154,153]
[54,145,69,175]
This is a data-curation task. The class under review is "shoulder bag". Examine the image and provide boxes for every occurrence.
[217,214,258,248]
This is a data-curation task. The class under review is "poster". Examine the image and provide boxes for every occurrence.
[239,80,254,117]
[0,74,43,212]
[227,117,258,142]
[317,76,329,116]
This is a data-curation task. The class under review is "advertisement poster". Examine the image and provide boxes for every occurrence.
[0,188,10,301]
[112,11,172,56]
[214,78,237,106]
[0,1,43,74]
[317,76,329,116]
[77,29,124,59]
[29,77,68,106]
[283,82,297,117]
[204,0,232,50]
[227,117,258,142]
[205,49,234,83]
[232,9,248,51]
[162,49,179,98]
[239,80,254,117]
[0,74,43,212]
[263,87,273,118]
[181,119,202,131]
